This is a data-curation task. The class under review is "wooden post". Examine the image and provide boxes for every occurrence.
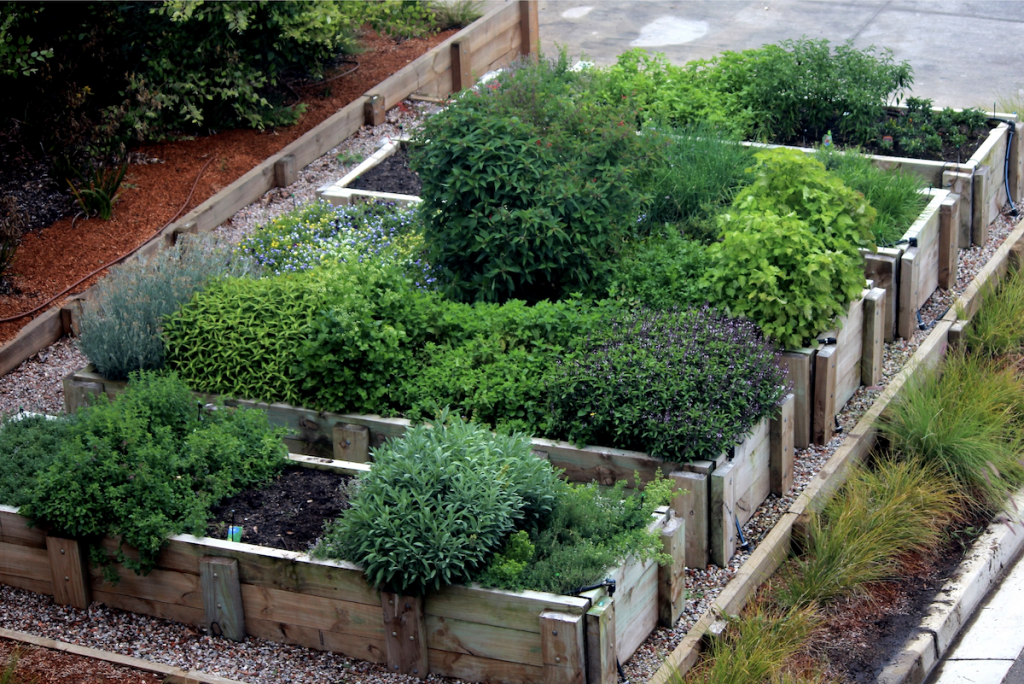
[1012,122,1024,204]
[658,517,686,627]
[769,393,795,497]
[364,95,385,127]
[670,470,708,569]
[861,288,886,387]
[274,154,297,188]
[812,345,837,445]
[46,536,90,609]
[973,165,990,246]
[540,611,585,684]
[450,41,471,92]
[710,460,736,568]
[519,0,539,56]
[333,423,371,462]
[382,592,428,679]
[199,557,245,642]
[779,348,815,449]
[943,170,974,248]
[948,320,967,350]
[938,193,960,290]
[863,252,900,342]
[585,597,616,684]
[898,247,920,340]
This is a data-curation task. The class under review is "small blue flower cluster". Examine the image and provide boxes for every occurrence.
[239,200,439,288]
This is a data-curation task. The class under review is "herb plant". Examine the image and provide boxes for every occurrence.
[22,371,287,576]
[314,412,560,595]
[0,413,71,507]
[80,233,255,381]
[410,51,650,302]
[549,306,786,461]
[606,227,709,309]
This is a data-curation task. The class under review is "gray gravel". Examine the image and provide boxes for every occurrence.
[0,337,86,416]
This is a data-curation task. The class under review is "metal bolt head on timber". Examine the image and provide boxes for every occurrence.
[405,603,410,609]
[552,630,557,635]
[392,631,398,637]
[413,670,418,675]
[64,576,69,581]
[389,599,393,605]
[555,656,561,663]
[60,548,65,555]
[213,573,218,579]
[409,636,414,641]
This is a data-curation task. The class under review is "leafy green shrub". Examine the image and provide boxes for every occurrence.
[879,352,1024,511]
[410,51,650,302]
[607,228,709,309]
[549,306,786,461]
[704,149,874,347]
[777,457,959,608]
[79,233,255,381]
[238,200,436,287]
[164,264,351,405]
[0,414,72,507]
[816,146,928,245]
[480,474,673,595]
[22,372,287,575]
[314,413,560,595]
[639,123,753,235]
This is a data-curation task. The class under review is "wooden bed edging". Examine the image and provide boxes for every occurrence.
[0,497,678,684]
[0,2,537,388]
[646,219,1024,684]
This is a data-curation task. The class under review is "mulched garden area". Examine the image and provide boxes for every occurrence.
[0,27,457,347]
[206,467,350,551]
[0,637,163,684]
[349,146,422,195]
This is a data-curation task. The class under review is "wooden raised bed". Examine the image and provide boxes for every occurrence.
[0,1,538,385]
[317,138,422,207]
[0,454,682,684]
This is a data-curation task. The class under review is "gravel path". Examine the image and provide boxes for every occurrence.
[0,138,1019,682]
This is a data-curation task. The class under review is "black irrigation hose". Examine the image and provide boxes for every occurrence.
[991,117,1019,218]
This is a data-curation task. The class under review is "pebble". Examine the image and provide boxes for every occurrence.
[1,163,1020,682]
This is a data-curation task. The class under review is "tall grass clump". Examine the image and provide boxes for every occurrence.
[777,458,959,608]
[879,351,1024,511]
[965,270,1024,357]
[816,145,929,245]
[681,599,817,684]
[641,123,754,242]
[78,234,257,380]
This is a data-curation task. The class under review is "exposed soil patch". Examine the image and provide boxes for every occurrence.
[207,466,351,552]
[350,146,422,195]
[0,27,457,347]
[807,511,989,682]
[0,637,163,684]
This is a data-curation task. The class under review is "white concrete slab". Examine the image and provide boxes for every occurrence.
[931,658,1015,683]
[945,555,1024,661]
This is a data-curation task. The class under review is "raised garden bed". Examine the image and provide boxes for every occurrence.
[318,139,422,207]
[0,451,682,684]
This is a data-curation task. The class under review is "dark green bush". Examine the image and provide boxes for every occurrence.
[606,228,709,309]
[0,414,72,507]
[22,371,287,575]
[314,413,560,595]
[480,474,674,595]
[704,148,874,347]
[549,306,786,461]
[80,233,255,381]
[410,51,650,302]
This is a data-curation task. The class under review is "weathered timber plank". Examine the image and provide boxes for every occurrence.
[862,288,886,386]
[47,536,90,609]
[0,508,47,548]
[898,247,920,340]
[835,295,865,411]
[863,250,900,342]
[973,165,991,246]
[713,512,799,618]
[287,453,371,476]
[732,421,771,527]
[164,161,275,242]
[470,22,520,76]
[939,193,961,290]
[710,461,737,567]
[770,394,795,497]
[92,589,204,626]
[426,615,543,667]
[333,424,371,462]
[240,583,385,638]
[89,564,203,610]
[245,617,387,664]
[540,612,585,684]
[0,308,64,378]
[201,557,246,641]
[812,345,838,445]
[450,41,470,92]
[0,541,50,582]
[611,559,658,663]
[586,595,616,684]
[279,98,366,171]
[519,0,539,55]
[658,517,686,627]
[0,572,52,596]
[670,471,707,569]
[382,592,428,678]
[426,585,587,635]
[428,649,545,684]
[943,170,975,248]
[778,348,815,449]
[530,439,665,487]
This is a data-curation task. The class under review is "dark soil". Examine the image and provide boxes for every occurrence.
[207,466,351,552]
[0,136,72,232]
[350,146,421,195]
[810,510,990,682]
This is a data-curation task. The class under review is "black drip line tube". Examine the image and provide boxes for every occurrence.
[991,117,1019,218]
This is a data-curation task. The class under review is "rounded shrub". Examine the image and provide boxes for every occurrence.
[549,305,786,461]
[410,52,650,302]
[314,413,560,595]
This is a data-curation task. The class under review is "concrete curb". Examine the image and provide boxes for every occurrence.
[876,489,1024,684]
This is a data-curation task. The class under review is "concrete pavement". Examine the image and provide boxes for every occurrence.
[536,1,1024,108]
